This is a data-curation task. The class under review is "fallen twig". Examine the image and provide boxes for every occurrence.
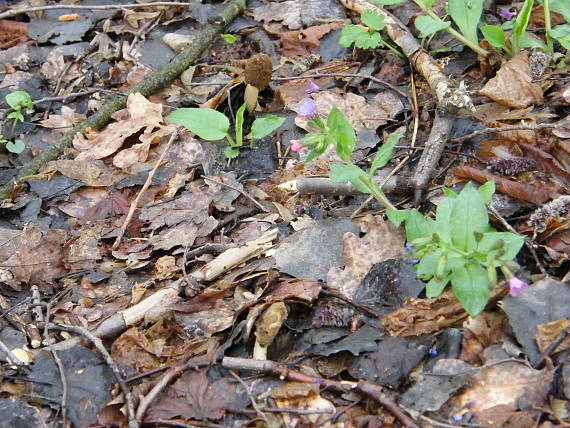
[112,129,179,250]
[450,123,556,144]
[0,0,247,200]
[0,2,192,19]
[221,356,420,428]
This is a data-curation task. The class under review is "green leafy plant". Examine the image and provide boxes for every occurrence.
[413,0,489,56]
[0,135,25,154]
[339,9,403,56]
[220,33,237,44]
[481,0,542,56]
[2,90,33,154]
[167,104,285,158]
[387,182,525,317]
[293,98,401,211]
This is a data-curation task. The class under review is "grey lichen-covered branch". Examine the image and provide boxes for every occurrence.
[0,0,246,200]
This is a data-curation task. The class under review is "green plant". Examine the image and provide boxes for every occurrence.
[2,90,32,154]
[293,98,401,211]
[0,135,25,154]
[167,104,285,158]
[339,8,404,57]
[220,33,237,44]
[387,182,525,316]
[412,0,490,56]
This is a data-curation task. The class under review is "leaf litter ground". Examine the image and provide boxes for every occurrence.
[0,0,569,427]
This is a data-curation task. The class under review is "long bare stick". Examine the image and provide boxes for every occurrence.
[0,2,192,19]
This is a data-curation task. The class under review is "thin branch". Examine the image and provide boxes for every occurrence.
[0,2,192,20]
[229,370,271,426]
[40,323,139,428]
[273,72,409,99]
[222,356,419,428]
[0,337,24,365]
[202,176,269,213]
[112,129,179,250]
[450,124,556,144]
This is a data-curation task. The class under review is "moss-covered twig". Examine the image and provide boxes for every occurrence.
[0,0,246,200]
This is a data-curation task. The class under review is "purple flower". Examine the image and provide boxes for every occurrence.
[405,243,414,252]
[508,276,528,297]
[305,80,320,94]
[297,98,317,120]
[499,8,515,21]
[290,139,304,152]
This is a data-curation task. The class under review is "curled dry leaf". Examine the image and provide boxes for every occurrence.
[479,52,543,109]
[73,93,164,162]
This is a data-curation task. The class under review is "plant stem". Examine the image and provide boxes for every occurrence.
[225,133,236,147]
[381,40,407,58]
[344,159,397,210]
[543,0,554,55]
[411,0,489,56]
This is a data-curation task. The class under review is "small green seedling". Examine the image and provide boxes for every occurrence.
[167,104,285,158]
[220,33,237,44]
[387,182,524,317]
[339,8,403,56]
[0,135,25,154]
[6,90,33,123]
[2,90,32,154]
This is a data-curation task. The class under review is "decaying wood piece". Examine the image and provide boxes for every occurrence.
[339,0,475,197]
[51,228,278,351]
[0,0,247,200]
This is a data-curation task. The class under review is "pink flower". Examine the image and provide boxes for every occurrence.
[305,80,320,94]
[290,139,304,152]
[297,98,317,120]
[508,276,528,297]
[499,8,515,20]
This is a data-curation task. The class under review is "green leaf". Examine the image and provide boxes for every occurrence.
[329,162,369,194]
[520,32,547,50]
[5,139,25,154]
[355,31,383,49]
[477,232,524,261]
[361,10,385,31]
[235,103,247,147]
[327,107,356,160]
[434,196,455,242]
[419,0,437,7]
[448,0,484,47]
[442,187,458,198]
[368,0,404,5]
[167,108,230,140]
[7,111,24,122]
[477,181,495,204]
[5,90,33,111]
[550,0,570,22]
[426,274,451,298]
[450,183,489,252]
[369,133,402,176]
[414,15,451,38]
[511,0,534,54]
[451,262,490,317]
[339,25,367,48]
[417,248,442,280]
[549,24,570,49]
[386,208,410,227]
[220,33,237,43]
[252,114,285,140]
[405,209,432,241]
[481,25,508,50]
[223,146,240,159]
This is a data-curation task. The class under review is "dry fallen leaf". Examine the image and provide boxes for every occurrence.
[327,215,407,298]
[480,52,543,108]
